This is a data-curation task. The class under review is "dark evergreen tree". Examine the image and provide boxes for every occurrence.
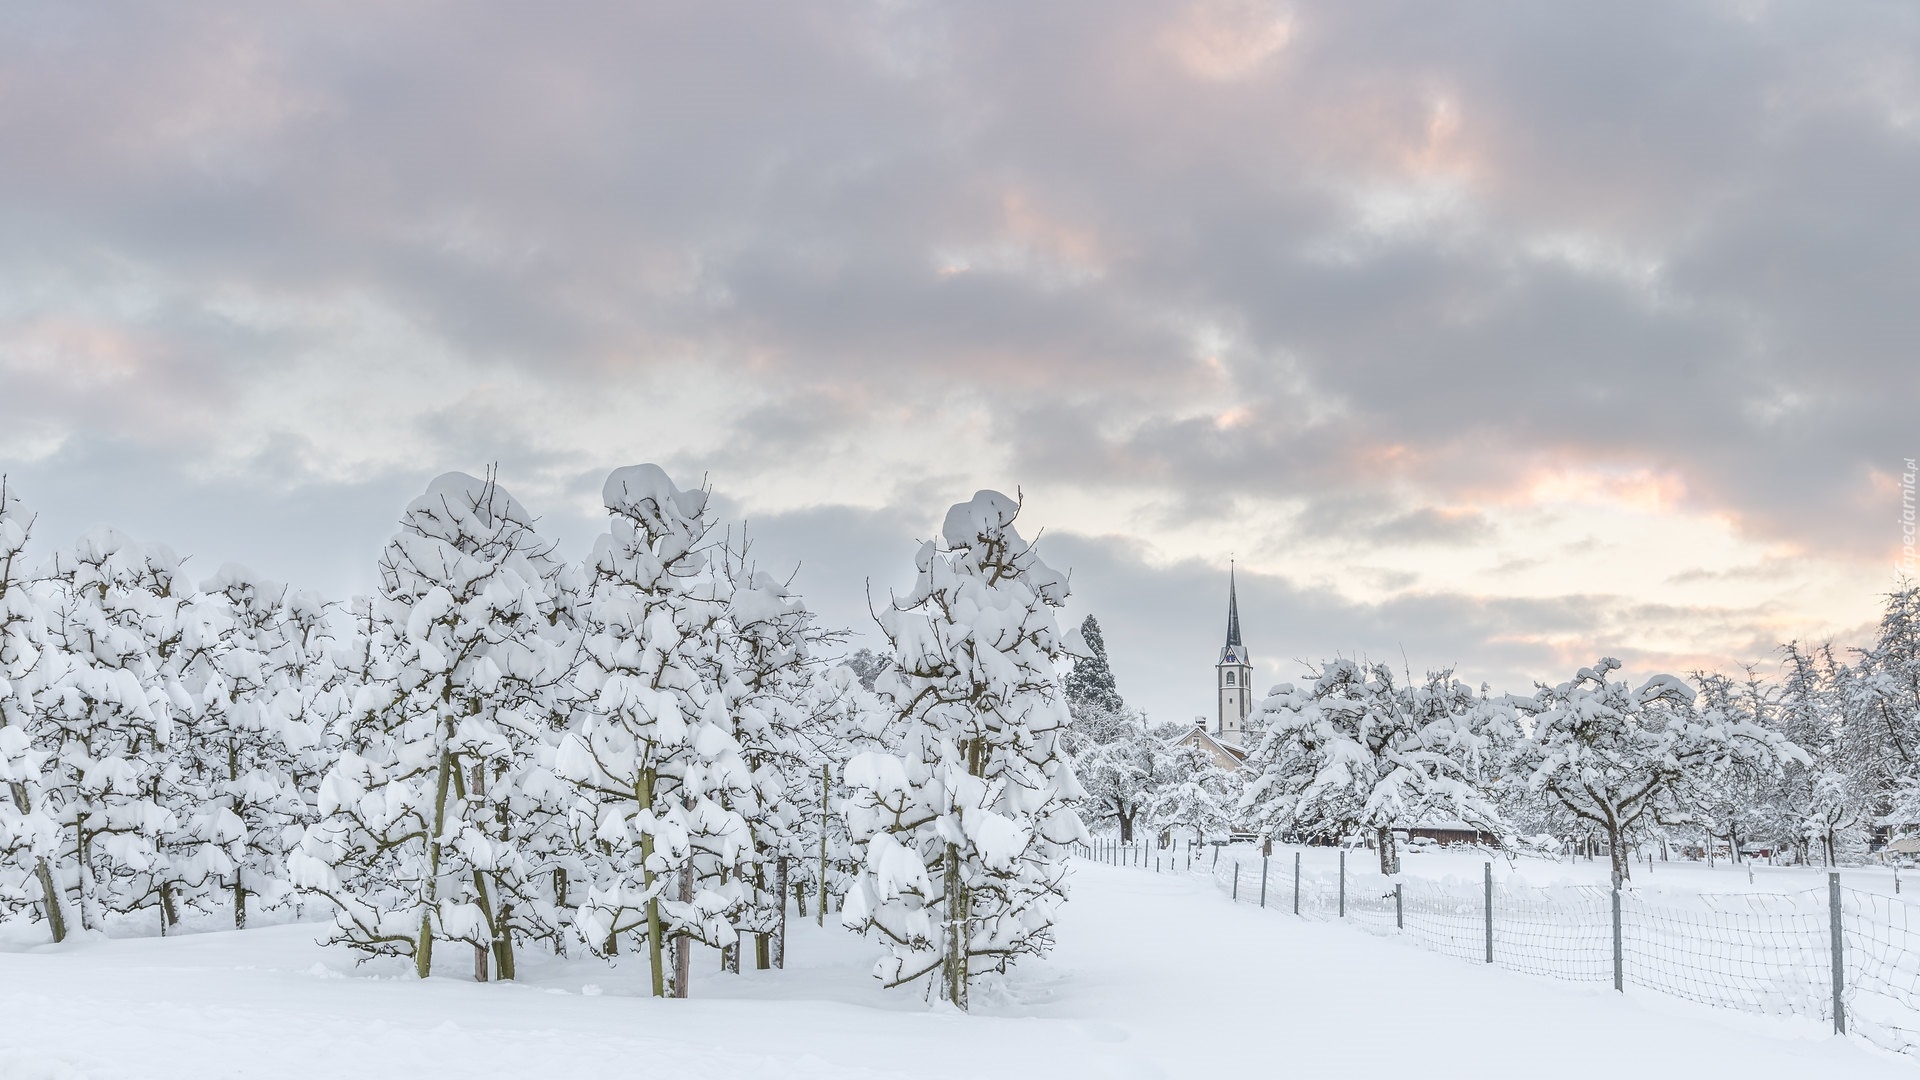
[1065,615,1124,717]
[843,647,887,691]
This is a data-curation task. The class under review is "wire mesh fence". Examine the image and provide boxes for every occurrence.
[1074,838,1920,1063]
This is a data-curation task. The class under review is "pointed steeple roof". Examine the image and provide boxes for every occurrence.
[1225,560,1243,648]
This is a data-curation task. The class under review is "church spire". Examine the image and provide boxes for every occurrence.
[1225,560,1243,648]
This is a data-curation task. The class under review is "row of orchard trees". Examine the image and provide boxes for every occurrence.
[1060,577,1920,885]
[1236,583,1920,882]
[0,470,1083,1008]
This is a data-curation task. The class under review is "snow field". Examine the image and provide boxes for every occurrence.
[0,861,1907,1080]
[1102,840,1920,1064]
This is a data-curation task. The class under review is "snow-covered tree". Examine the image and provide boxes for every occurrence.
[34,529,180,931]
[192,566,335,927]
[1240,660,1511,874]
[714,539,835,971]
[295,472,574,980]
[0,479,66,940]
[842,648,887,692]
[1064,615,1124,717]
[556,464,748,998]
[787,661,895,928]
[1843,585,1920,843]
[840,490,1085,1009]
[1512,658,1802,882]
[1064,703,1153,840]
[1068,708,1230,843]
[1142,728,1238,845]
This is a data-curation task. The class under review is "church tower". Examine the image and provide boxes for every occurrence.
[1216,563,1253,743]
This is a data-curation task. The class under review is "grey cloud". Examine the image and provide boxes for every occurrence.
[0,0,1913,711]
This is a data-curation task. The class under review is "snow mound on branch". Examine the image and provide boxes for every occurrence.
[603,464,706,526]
[941,490,1020,548]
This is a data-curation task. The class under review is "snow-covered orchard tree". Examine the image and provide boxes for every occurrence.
[785,660,896,929]
[556,465,750,998]
[294,472,575,981]
[1842,585,1920,838]
[1774,643,1860,865]
[193,566,337,927]
[1064,703,1153,841]
[840,490,1085,1010]
[1240,660,1511,875]
[0,479,66,940]
[1144,730,1238,846]
[1511,658,1803,882]
[33,530,181,931]
[714,539,838,972]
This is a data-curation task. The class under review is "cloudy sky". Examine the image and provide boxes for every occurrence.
[1,1,1914,726]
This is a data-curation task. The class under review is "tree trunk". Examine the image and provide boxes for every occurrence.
[637,767,667,997]
[455,761,505,982]
[11,782,67,944]
[817,765,830,928]
[1118,811,1133,843]
[1608,821,1630,883]
[35,858,66,944]
[1378,826,1400,875]
[160,878,179,933]
[416,748,455,979]
[943,842,967,1010]
[493,903,516,981]
[233,876,247,930]
[672,864,693,998]
[773,856,788,970]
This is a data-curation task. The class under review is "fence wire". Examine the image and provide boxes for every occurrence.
[1075,840,1920,1063]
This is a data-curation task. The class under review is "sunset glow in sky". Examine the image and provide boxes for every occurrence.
[1,1,1914,726]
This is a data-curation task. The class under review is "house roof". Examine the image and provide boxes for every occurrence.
[1172,725,1248,762]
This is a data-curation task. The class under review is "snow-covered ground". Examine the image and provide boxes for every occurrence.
[1,861,1904,1079]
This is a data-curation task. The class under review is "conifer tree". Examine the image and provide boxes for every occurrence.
[1064,615,1124,717]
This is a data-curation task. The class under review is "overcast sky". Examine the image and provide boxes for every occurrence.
[1,1,1915,726]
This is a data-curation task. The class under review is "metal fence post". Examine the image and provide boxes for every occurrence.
[1293,851,1301,915]
[1338,849,1347,918]
[1483,862,1494,964]
[1260,855,1269,908]
[1611,878,1623,993]
[1232,862,1240,901]
[1395,882,1403,930]
[1831,872,1847,1035]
